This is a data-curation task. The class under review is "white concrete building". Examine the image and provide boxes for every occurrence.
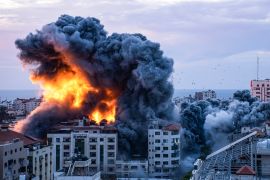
[25,98,41,114]
[251,79,270,101]
[28,144,53,180]
[148,123,181,178]
[54,156,101,180]
[47,122,117,177]
[116,160,148,178]
[265,121,270,137]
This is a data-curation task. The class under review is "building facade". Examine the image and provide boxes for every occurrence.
[195,90,216,101]
[148,123,181,178]
[116,160,148,178]
[47,124,117,176]
[28,144,53,180]
[250,79,270,101]
[0,139,27,180]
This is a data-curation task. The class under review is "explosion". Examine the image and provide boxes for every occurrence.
[14,15,174,157]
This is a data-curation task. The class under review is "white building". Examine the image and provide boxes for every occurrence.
[265,121,270,137]
[28,144,53,180]
[116,160,148,178]
[25,98,41,114]
[250,79,270,101]
[54,155,101,180]
[148,123,181,178]
[47,121,117,177]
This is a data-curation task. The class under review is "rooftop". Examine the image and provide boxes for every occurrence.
[236,165,255,175]
[163,124,181,131]
[0,127,38,146]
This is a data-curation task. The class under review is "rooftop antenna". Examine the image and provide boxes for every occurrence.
[257,56,259,80]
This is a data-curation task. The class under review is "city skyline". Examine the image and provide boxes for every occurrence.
[1,0,270,90]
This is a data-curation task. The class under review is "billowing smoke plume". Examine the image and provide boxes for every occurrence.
[179,90,270,159]
[15,15,175,156]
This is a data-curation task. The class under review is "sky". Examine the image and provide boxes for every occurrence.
[0,0,270,90]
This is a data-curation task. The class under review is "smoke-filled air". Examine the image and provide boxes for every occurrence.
[14,15,175,157]
[179,90,270,168]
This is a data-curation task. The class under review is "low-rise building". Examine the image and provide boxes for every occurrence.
[54,155,101,180]
[194,90,216,101]
[148,123,181,178]
[116,160,148,178]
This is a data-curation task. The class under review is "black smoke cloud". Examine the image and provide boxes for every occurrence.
[15,15,175,157]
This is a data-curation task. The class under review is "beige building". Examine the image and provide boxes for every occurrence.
[250,79,270,101]
[0,125,35,180]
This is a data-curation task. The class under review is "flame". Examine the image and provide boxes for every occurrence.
[29,57,117,124]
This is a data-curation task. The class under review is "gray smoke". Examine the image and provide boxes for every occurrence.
[15,15,175,157]
[179,90,270,159]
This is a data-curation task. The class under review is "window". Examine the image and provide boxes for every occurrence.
[5,152,7,156]
[108,145,114,150]
[163,161,168,165]
[89,138,97,142]
[155,131,160,135]
[15,149,17,153]
[155,146,160,150]
[64,152,70,157]
[108,159,114,164]
[131,166,138,170]
[90,152,96,157]
[20,148,22,151]
[155,154,160,158]
[155,161,160,165]
[63,138,70,142]
[56,138,60,143]
[155,139,160,143]
[108,138,115,142]
[108,152,114,157]
[10,150,13,154]
[90,145,96,150]
[163,154,168,158]
[163,139,168,143]
[163,132,168,135]
[172,160,179,165]
[163,147,169,150]
[100,138,104,142]
[91,159,96,164]
[63,145,69,150]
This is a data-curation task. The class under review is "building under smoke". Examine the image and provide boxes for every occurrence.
[14,14,175,158]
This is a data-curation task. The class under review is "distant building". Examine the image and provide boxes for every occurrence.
[47,120,117,177]
[194,90,216,101]
[116,159,148,178]
[13,98,41,115]
[250,79,270,101]
[148,123,181,178]
[265,121,270,137]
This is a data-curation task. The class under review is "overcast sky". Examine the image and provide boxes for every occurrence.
[1,0,270,90]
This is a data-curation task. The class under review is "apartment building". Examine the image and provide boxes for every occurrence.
[28,144,53,180]
[0,125,35,180]
[148,123,181,178]
[251,79,270,101]
[116,159,148,178]
[195,90,216,101]
[47,121,117,177]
